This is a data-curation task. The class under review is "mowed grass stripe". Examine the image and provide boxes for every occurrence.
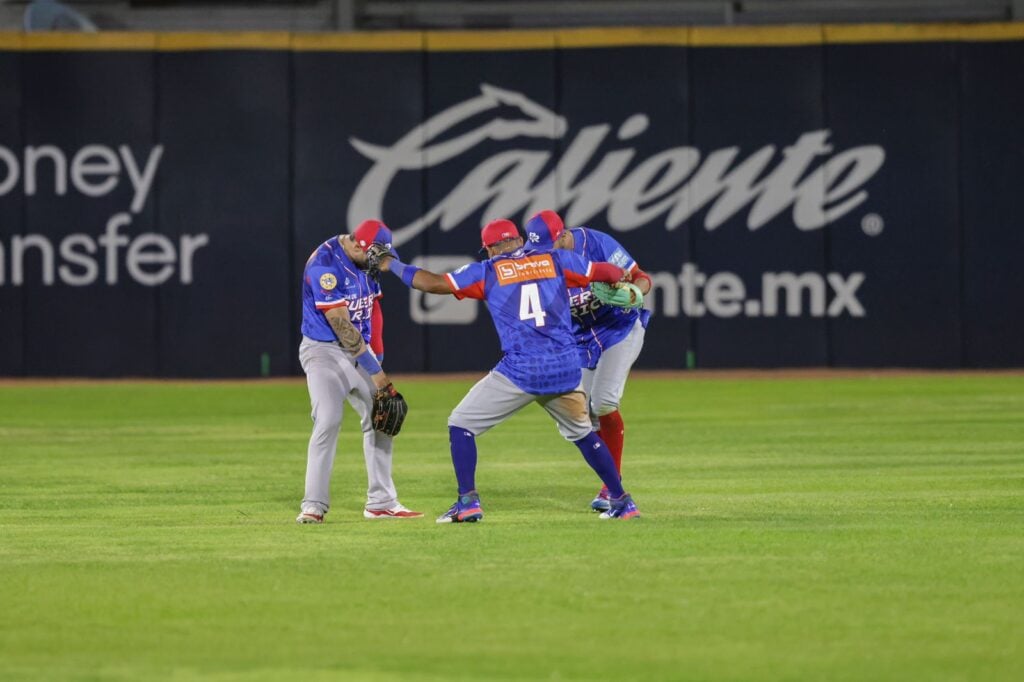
[0,375,1021,681]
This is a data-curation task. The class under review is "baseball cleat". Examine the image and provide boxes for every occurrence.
[599,493,640,520]
[590,486,611,512]
[436,491,483,524]
[296,511,324,524]
[363,503,424,519]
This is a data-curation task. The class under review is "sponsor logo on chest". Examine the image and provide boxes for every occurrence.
[495,255,556,286]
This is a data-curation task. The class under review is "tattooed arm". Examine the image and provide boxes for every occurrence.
[324,306,390,389]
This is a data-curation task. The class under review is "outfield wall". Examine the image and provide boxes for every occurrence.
[0,26,1022,376]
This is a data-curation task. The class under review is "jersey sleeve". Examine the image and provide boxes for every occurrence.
[592,230,637,272]
[445,262,487,300]
[553,249,595,288]
[369,297,384,357]
[306,265,349,311]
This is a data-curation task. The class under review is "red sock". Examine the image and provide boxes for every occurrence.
[598,411,625,476]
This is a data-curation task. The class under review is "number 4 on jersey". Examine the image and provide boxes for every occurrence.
[519,282,547,327]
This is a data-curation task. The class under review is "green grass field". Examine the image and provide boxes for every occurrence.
[1,374,1022,681]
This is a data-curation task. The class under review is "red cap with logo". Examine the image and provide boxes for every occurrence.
[352,219,394,252]
[480,219,520,248]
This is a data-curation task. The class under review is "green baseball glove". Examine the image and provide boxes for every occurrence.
[591,282,644,309]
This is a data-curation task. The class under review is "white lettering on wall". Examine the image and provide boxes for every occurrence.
[349,84,886,246]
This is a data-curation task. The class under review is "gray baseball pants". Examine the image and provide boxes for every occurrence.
[448,370,593,441]
[299,336,398,515]
[581,319,646,427]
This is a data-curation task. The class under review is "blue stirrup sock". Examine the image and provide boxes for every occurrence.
[448,425,478,495]
[575,432,626,498]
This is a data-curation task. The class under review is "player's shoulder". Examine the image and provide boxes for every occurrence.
[584,228,634,267]
[305,237,343,270]
[451,260,487,278]
[551,247,590,273]
[578,226,617,249]
[550,247,576,263]
[446,260,488,290]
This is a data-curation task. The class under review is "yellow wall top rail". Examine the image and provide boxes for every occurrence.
[0,23,1023,52]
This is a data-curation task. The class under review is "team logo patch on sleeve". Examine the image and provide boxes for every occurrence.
[320,273,338,290]
[609,249,630,267]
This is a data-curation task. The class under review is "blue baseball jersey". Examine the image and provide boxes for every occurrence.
[300,237,381,343]
[566,228,651,369]
[447,248,595,395]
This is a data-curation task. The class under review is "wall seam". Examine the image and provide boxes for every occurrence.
[287,46,298,377]
[821,25,834,368]
[955,42,968,368]
[153,46,163,376]
[420,32,430,372]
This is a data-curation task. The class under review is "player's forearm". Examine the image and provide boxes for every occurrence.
[326,310,390,387]
[631,267,652,294]
[411,270,453,294]
[386,258,453,295]
[589,262,625,284]
[328,313,365,355]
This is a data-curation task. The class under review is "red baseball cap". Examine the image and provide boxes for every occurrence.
[352,219,394,252]
[480,219,520,248]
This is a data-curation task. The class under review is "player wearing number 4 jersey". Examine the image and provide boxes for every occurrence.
[525,211,652,513]
[371,219,641,522]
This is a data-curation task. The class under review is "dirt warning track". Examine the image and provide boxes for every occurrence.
[1,368,1021,388]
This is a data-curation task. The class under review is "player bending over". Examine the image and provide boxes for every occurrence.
[525,211,651,512]
[296,220,422,524]
[369,218,641,522]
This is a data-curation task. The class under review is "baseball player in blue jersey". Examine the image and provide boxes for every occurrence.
[371,218,641,522]
[296,219,422,524]
[524,211,652,512]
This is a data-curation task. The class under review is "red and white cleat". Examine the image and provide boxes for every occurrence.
[296,511,324,524]
[363,503,424,520]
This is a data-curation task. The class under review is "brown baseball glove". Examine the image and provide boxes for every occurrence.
[372,382,408,436]
[364,243,393,280]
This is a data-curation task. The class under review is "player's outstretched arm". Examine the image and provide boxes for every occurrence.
[408,268,453,294]
[324,306,391,389]
[588,261,626,284]
[377,255,454,295]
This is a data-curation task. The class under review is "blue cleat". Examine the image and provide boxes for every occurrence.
[436,491,483,524]
[599,493,640,520]
[590,486,611,512]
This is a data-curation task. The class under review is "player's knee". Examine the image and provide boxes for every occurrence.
[590,399,619,418]
[448,423,477,437]
[557,417,593,443]
[564,427,591,443]
[448,416,483,438]
[311,405,342,433]
[358,416,374,435]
